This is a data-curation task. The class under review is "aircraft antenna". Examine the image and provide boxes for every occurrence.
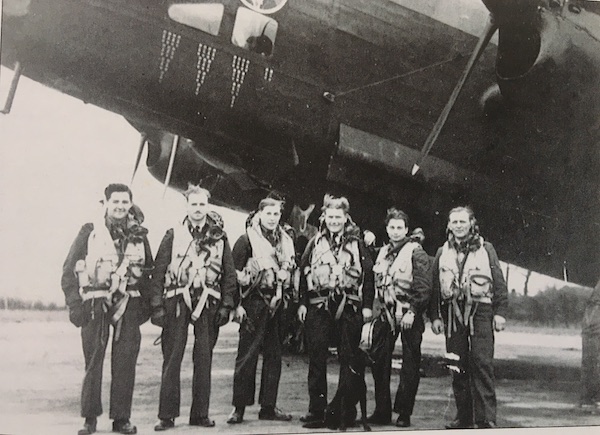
[412,15,498,176]
[163,135,180,198]
[1,62,22,115]
[130,133,147,185]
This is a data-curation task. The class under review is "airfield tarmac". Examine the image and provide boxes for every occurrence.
[1,310,599,435]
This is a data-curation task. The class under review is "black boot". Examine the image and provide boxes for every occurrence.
[154,418,175,431]
[112,419,137,434]
[78,417,97,435]
[227,407,245,424]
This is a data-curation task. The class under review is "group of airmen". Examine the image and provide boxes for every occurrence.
[62,182,507,435]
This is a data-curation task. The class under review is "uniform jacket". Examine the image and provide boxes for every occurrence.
[61,220,153,310]
[428,240,508,321]
[299,227,375,310]
[149,214,237,311]
[374,237,431,314]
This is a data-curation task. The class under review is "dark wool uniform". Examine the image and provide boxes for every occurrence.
[61,220,153,421]
[581,282,600,406]
[370,238,431,422]
[151,215,237,423]
[299,230,374,418]
[230,229,294,409]
[429,239,508,426]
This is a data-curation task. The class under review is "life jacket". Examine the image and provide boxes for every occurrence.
[373,241,419,303]
[237,214,296,291]
[165,219,224,291]
[438,238,493,303]
[77,219,145,290]
[309,232,362,292]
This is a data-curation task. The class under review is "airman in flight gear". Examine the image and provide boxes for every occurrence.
[227,196,296,424]
[151,185,237,430]
[297,194,375,426]
[61,183,153,435]
[580,281,600,411]
[368,208,431,427]
[429,206,507,429]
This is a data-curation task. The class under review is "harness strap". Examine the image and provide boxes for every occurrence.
[80,289,140,301]
[164,287,187,299]
[191,287,221,322]
[309,296,328,306]
[382,304,395,333]
[241,270,265,300]
[334,292,347,320]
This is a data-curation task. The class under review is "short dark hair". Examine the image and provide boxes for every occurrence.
[385,207,409,227]
[104,183,132,201]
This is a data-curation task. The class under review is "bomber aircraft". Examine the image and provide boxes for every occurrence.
[2,0,600,286]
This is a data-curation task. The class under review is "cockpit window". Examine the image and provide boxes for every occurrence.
[231,7,278,57]
[168,3,224,36]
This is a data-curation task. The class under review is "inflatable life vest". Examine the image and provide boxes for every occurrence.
[165,220,224,290]
[237,215,296,290]
[309,233,362,291]
[76,220,145,290]
[438,238,492,302]
[373,241,419,303]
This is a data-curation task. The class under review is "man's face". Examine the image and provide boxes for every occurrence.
[448,210,472,241]
[186,192,209,224]
[105,192,132,221]
[259,204,281,231]
[386,218,408,243]
[324,208,347,234]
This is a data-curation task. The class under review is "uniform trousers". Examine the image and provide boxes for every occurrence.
[444,302,496,425]
[304,302,362,415]
[157,295,219,422]
[80,297,141,420]
[232,294,282,408]
[370,314,424,420]
[581,304,600,404]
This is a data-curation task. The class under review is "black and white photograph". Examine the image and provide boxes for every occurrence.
[1,1,600,434]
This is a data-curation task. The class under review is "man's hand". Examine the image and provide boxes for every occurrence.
[233,305,247,323]
[150,306,166,328]
[362,308,373,323]
[493,315,506,332]
[363,230,376,247]
[431,319,444,335]
[215,307,231,327]
[297,304,307,323]
[400,310,415,331]
[68,301,84,328]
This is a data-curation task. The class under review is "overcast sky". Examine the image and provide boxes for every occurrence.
[0,67,247,304]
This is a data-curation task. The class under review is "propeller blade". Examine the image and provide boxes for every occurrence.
[412,15,498,175]
[130,133,147,185]
[163,134,180,198]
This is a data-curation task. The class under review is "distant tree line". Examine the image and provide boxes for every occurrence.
[0,297,64,311]
[506,285,592,327]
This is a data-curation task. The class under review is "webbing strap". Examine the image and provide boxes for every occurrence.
[191,287,221,322]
